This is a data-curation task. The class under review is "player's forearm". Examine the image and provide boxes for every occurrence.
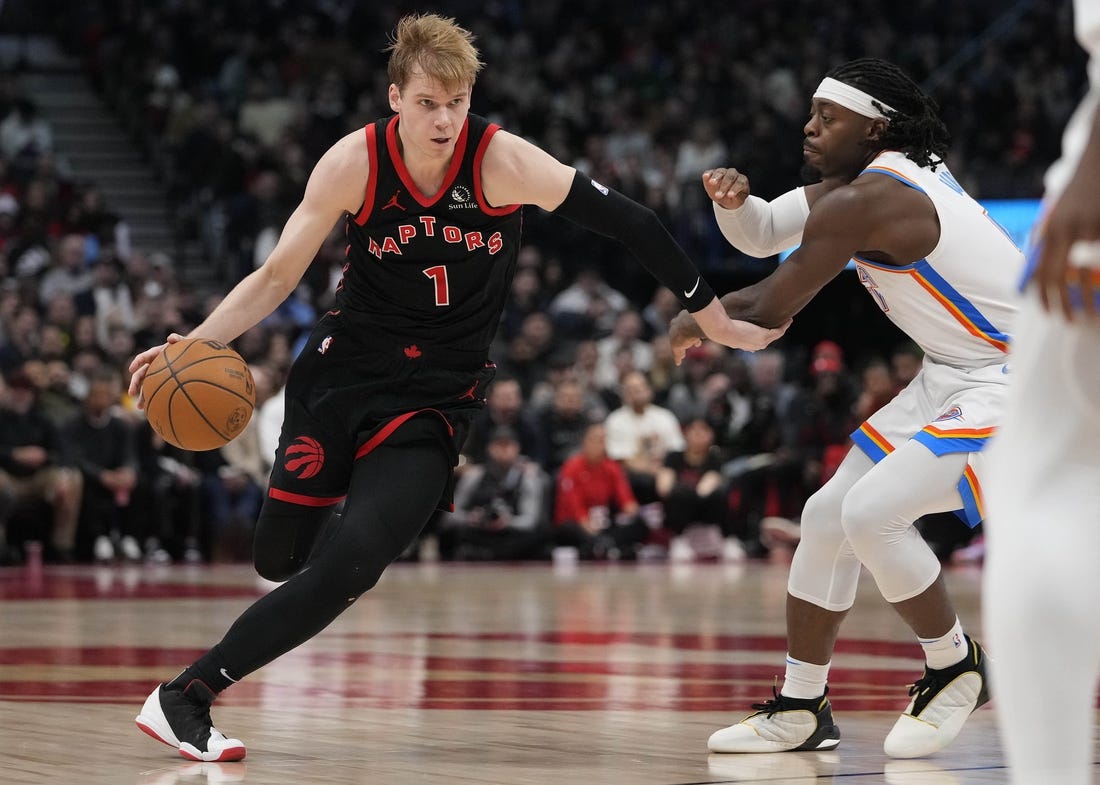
[552,171,715,312]
[713,189,809,258]
[189,267,298,344]
[672,288,769,343]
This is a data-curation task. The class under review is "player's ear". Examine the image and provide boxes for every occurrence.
[867,117,888,143]
[388,83,401,113]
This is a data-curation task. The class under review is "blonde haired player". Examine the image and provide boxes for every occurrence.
[671,57,1019,758]
[128,13,785,762]
[984,1,1100,783]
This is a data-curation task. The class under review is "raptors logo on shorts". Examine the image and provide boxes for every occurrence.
[284,436,326,479]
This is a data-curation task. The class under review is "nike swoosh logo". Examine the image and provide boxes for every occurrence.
[219,668,239,683]
[684,277,700,298]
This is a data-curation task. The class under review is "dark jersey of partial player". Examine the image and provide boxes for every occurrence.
[336,113,522,369]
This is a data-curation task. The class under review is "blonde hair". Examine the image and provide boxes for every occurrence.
[386,13,483,92]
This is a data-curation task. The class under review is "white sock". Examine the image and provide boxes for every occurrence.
[780,654,830,699]
[919,617,968,669]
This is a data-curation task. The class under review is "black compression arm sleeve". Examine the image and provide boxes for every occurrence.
[551,170,715,312]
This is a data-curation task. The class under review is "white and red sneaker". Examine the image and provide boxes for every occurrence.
[136,681,246,762]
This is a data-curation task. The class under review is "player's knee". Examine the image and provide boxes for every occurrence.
[798,483,846,548]
[330,557,386,598]
[253,552,298,583]
[838,486,888,550]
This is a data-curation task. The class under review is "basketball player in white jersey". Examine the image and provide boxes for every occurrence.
[670,57,1021,758]
[984,2,1100,782]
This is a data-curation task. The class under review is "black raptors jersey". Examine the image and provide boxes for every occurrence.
[337,113,523,367]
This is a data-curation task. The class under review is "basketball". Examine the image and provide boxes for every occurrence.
[141,338,256,451]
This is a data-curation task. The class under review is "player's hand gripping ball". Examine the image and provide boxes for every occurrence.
[141,338,255,451]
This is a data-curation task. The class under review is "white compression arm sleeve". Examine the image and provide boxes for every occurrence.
[712,187,810,258]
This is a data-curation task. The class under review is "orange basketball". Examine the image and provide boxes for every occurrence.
[141,338,256,451]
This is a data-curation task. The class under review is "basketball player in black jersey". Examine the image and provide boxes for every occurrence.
[125,13,788,762]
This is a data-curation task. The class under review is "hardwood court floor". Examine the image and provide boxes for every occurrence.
[0,557,1093,784]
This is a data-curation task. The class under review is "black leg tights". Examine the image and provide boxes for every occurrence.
[173,439,450,691]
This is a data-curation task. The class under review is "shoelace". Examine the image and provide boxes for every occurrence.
[751,685,808,717]
[907,670,938,698]
[750,684,829,717]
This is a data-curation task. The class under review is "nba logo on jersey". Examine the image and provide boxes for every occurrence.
[952,632,963,648]
[318,335,333,355]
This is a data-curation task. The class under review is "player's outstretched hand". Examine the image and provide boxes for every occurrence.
[671,300,790,364]
[702,168,751,210]
[128,333,185,409]
[1035,187,1100,321]
[1035,112,1100,320]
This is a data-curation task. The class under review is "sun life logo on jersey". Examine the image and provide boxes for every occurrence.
[449,185,476,209]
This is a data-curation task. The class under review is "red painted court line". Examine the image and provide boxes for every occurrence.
[0,572,263,601]
[338,631,925,659]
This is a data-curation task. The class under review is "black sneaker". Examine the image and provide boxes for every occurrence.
[135,681,246,761]
[883,636,990,758]
[708,686,841,753]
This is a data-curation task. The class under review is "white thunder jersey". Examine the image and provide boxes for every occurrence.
[851,151,1020,369]
[848,151,1022,526]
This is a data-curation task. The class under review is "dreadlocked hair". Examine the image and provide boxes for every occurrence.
[826,58,950,170]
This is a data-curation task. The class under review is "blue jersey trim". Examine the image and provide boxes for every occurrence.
[912,431,991,456]
[860,167,927,194]
[912,260,1012,348]
[850,427,889,462]
[955,477,983,528]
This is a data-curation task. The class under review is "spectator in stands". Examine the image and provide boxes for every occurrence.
[499,262,549,342]
[538,378,597,476]
[554,421,649,560]
[133,421,206,563]
[63,368,139,561]
[90,256,136,347]
[0,97,52,168]
[722,349,802,556]
[659,418,743,562]
[38,358,79,427]
[595,309,653,389]
[854,357,900,421]
[666,344,721,423]
[890,340,924,388]
[604,370,685,504]
[39,233,93,307]
[642,286,682,339]
[204,364,276,561]
[548,266,629,338]
[0,367,82,562]
[0,303,39,373]
[464,376,546,466]
[439,425,550,562]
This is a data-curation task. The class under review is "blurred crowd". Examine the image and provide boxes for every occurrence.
[0,0,1077,565]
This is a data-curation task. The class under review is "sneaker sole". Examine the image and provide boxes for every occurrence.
[136,716,247,762]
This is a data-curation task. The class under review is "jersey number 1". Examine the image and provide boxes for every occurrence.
[423,265,450,306]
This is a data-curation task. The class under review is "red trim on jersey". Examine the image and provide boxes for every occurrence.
[353,123,380,225]
[386,116,469,208]
[354,408,456,461]
[267,488,346,507]
[473,124,521,216]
